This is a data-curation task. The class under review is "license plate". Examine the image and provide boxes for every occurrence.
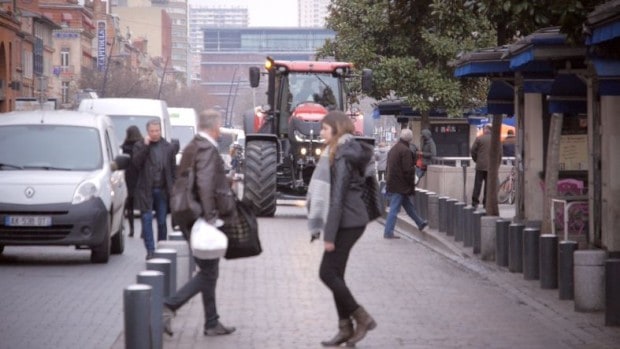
[5,216,52,227]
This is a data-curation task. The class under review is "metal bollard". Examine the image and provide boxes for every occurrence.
[446,199,457,237]
[463,206,474,247]
[420,190,428,220]
[158,240,191,288]
[168,231,185,241]
[428,193,439,230]
[418,190,427,220]
[154,248,178,293]
[438,197,448,233]
[574,250,606,312]
[124,284,152,349]
[606,258,620,326]
[522,227,540,280]
[137,271,164,349]
[147,258,173,298]
[559,241,578,300]
[454,202,465,242]
[495,220,510,267]
[480,215,498,261]
[472,210,485,254]
[508,223,525,273]
[539,234,558,289]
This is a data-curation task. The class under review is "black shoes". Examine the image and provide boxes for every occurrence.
[383,235,401,239]
[204,322,236,336]
[146,251,155,260]
[418,221,428,231]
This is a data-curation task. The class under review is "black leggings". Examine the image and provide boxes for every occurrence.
[319,226,365,320]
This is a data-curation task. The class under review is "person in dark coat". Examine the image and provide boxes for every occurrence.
[470,124,500,208]
[384,128,428,239]
[121,125,142,237]
[132,119,177,260]
[307,111,377,347]
[502,129,516,157]
[416,128,436,180]
[163,109,237,337]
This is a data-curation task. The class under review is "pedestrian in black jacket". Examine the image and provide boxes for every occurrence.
[384,128,428,238]
[307,110,377,347]
[121,125,142,237]
[132,120,177,260]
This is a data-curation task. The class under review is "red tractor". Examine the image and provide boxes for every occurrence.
[243,57,372,216]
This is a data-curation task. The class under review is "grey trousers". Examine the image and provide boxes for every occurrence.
[165,257,220,329]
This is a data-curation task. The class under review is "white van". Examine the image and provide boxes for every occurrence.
[78,98,176,147]
[0,110,129,263]
[168,107,198,151]
[168,107,198,164]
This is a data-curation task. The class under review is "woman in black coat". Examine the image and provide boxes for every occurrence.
[121,125,142,237]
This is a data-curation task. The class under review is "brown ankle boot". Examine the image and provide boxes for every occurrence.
[321,318,353,347]
[346,306,377,347]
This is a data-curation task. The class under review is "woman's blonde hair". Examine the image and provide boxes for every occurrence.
[321,111,355,163]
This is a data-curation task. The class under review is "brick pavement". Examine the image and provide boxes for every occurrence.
[111,204,620,349]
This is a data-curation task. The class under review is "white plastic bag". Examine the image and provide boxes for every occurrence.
[190,218,228,260]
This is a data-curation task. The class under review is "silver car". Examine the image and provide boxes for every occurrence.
[0,110,129,263]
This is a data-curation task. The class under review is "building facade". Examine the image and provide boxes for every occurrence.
[188,5,248,84]
[298,0,329,28]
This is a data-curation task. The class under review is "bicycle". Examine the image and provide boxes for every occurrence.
[498,166,516,204]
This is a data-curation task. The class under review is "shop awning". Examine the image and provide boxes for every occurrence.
[587,20,620,45]
[548,75,587,114]
[487,80,514,115]
[523,78,553,94]
[454,61,511,78]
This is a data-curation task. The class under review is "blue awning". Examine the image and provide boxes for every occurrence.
[548,75,587,114]
[600,80,620,96]
[591,58,620,77]
[487,80,514,115]
[587,20,620,45]
[523,79,553,93]
[454,61,511,78]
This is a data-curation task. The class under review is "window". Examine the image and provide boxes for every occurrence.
[60,48,70,67]
[61,81,70,104]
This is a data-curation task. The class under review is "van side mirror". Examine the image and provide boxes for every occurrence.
[113,154,130,170]
[249,67,260,88]
[361,69,373,94]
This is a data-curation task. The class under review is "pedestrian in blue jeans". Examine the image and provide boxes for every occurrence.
[384,128,427,239]
[132,119,177,260]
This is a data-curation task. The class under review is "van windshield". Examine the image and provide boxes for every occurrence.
[172,125,195,151]
[0,125,102,171]
[108,115,159,145]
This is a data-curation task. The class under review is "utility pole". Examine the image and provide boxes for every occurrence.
[101,37,116,98]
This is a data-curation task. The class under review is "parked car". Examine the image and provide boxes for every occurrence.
[0,110,130,263]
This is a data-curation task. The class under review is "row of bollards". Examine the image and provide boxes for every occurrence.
[123,244,190,349]
[415,188,620,327]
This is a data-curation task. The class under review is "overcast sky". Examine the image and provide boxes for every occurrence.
[189,0,298,27]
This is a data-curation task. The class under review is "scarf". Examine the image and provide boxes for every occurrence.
[307,144,331,241]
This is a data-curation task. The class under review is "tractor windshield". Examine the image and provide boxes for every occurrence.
[287,73,342,111]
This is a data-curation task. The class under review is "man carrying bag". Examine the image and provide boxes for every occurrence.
[163,109,238,337]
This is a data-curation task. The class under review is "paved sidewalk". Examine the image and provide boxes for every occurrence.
[110,204,620,348]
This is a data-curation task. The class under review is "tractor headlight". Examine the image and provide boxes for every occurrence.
[300,147,308,156]
[315,148,321,156]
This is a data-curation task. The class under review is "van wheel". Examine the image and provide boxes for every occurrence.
[0,245,4,254]
[111,215,125,255]
[91,226,111,264]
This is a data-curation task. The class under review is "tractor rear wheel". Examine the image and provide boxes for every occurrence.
[243,140,277,217]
